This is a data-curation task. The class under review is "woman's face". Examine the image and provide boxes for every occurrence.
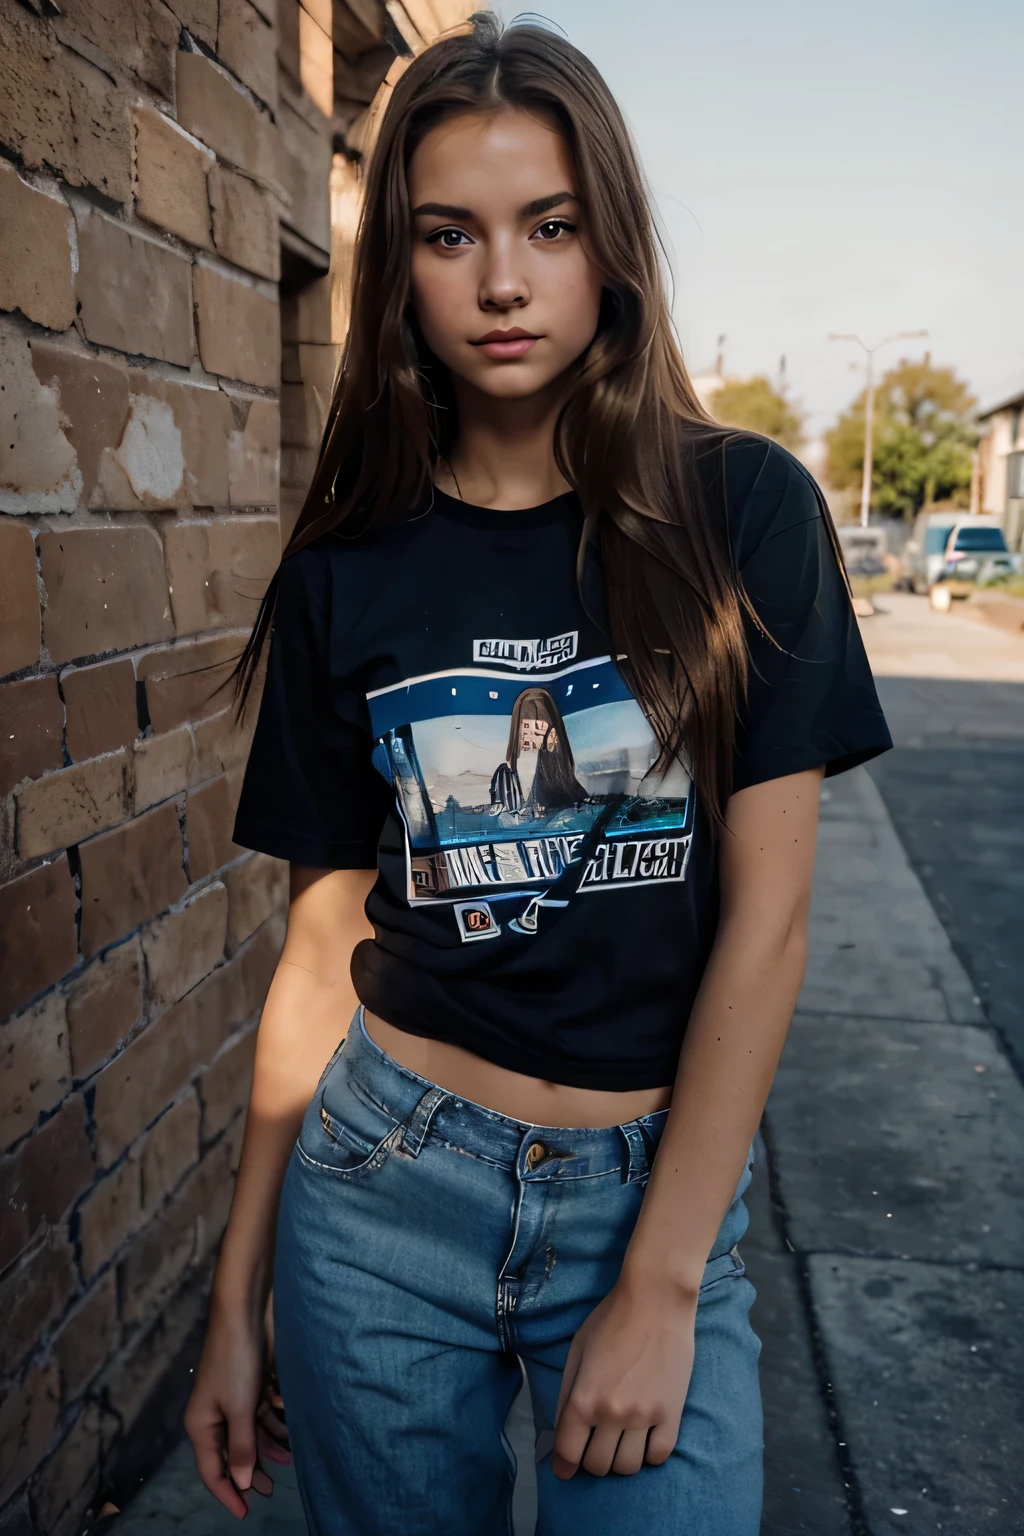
[408,107,605,402]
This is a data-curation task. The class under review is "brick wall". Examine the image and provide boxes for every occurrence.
[0,1,472,1529]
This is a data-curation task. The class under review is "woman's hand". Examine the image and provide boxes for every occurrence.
[184,1301,277,1518]
[552,1273,697,1478]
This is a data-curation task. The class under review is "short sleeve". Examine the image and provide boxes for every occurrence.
[233,544,393,867]
[730,443,892,793]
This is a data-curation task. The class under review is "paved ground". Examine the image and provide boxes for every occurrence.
[112,591,1024,1536]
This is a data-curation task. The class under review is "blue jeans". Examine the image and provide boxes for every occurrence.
[273,1010,763,1535]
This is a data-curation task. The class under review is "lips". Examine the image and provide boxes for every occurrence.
[471,327,541,360]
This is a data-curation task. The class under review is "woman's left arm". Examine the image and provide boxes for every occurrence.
[552,765,824,1480]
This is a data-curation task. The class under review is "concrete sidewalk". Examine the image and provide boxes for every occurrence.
[112,761,1024,1536]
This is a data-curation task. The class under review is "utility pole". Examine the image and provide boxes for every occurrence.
[828,331,929,527]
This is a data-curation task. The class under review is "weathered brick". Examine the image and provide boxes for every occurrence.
[280,272,332,344]
[164,516,278,634]
[0,1360,60,1508]
[0,321,81,516]
[133,726,194,814]
[208,164,280,282]
[120,1138,233,1325]
[15,750,131,861]
[199,1026,256,1141]
[281,379,328,449]
[78,802,187,958]
[52,1273,118,1403]
[138,932,263,1084]
[238,910,285,1014]
[88,897,228,1161]
[60,659,138,763]
[101,1253,210,1432]
[0,1096,93,1272]
[194,266,280,387]
[162,0,219,46]
[30,1400,102,1535]
[65,939,142,1081]
[185,777,243,879]
[0,677,63,798]
[0,992,71,1151]
[54,0,179,101]
[176,52,280,186]
[141,881,228,1013]
[137,634,246,734]
[141,1093,200,1214]
[218,0,278,110]
[133,107,214,250]
[0,1230,77,1379]
[143,377,233,508]
[0,859,77,1022]
[78,1156,142,1280]
[277,97,332,254]
[0,164,75,334]
[298,340,340,398]
[191,704,255,785]
[224,852,287,948]
[38,526,173,665]
[227,397,279,508]
[29,343,129,513]
[0,8,131,207]
[0,522,41,678]
[28,346,234,513]
[297,8,334,117]
[75,213,193,368]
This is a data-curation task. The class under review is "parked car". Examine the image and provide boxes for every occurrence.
[837,525,888,576]
[926,519,1018,610]
[901,511,959,593]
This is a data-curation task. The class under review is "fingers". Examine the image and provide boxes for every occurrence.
[644,1419,678,1466]
[187,1420,249,1520]
[226,1410,259,1494]
[611,1427,649,1477]
[551,1398,593,1480]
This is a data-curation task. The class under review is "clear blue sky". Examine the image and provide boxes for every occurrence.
[498,0,1024,437]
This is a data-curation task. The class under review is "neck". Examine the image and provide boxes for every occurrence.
[437,374,572,510]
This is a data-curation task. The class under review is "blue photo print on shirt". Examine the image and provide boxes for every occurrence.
[367,654,695,932]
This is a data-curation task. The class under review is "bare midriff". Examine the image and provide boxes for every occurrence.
[363,1010,673,1129]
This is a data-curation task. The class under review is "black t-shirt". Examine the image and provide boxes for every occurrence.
[234,437,891,1089]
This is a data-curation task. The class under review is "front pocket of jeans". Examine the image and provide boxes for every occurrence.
[297,1071,402,1180]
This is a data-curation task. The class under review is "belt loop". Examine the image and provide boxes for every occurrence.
[400,1086,449,1159]
[619,1121,648,1184]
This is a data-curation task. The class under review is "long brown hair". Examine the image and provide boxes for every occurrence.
[237,12,758,826]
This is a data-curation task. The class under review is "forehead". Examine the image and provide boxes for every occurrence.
[408,107,575,210]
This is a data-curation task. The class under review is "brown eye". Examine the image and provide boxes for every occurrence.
[535,219,574,241]
[426,228,470,248]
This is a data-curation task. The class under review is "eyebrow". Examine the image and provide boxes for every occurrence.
[412,191,579,220]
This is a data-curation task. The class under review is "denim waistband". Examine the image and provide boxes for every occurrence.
[329,1008,671,1184]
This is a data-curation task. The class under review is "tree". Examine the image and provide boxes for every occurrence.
[826,358,977,519]
[711,375,804,451]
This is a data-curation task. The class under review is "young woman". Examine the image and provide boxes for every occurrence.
[185,15,890,1534]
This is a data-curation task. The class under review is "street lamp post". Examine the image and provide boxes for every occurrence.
[828,331,929,527]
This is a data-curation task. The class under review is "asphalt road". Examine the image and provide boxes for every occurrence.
[861,593,1024,1078]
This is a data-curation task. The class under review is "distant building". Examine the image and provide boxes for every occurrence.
[976,382,1024,550]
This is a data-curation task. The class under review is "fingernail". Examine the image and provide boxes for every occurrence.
[232,1467,252,1491]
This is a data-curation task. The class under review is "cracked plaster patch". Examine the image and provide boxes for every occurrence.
[114,392,185,503]
[0,326,82,513]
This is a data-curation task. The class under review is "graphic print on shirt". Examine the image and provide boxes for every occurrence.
[367,646,695,940]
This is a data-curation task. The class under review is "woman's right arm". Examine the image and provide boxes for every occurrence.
[185,864,376,1517]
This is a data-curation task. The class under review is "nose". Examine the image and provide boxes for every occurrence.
[478,233,529,312]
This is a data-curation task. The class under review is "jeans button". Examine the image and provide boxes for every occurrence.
[525,1142,546,1170]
